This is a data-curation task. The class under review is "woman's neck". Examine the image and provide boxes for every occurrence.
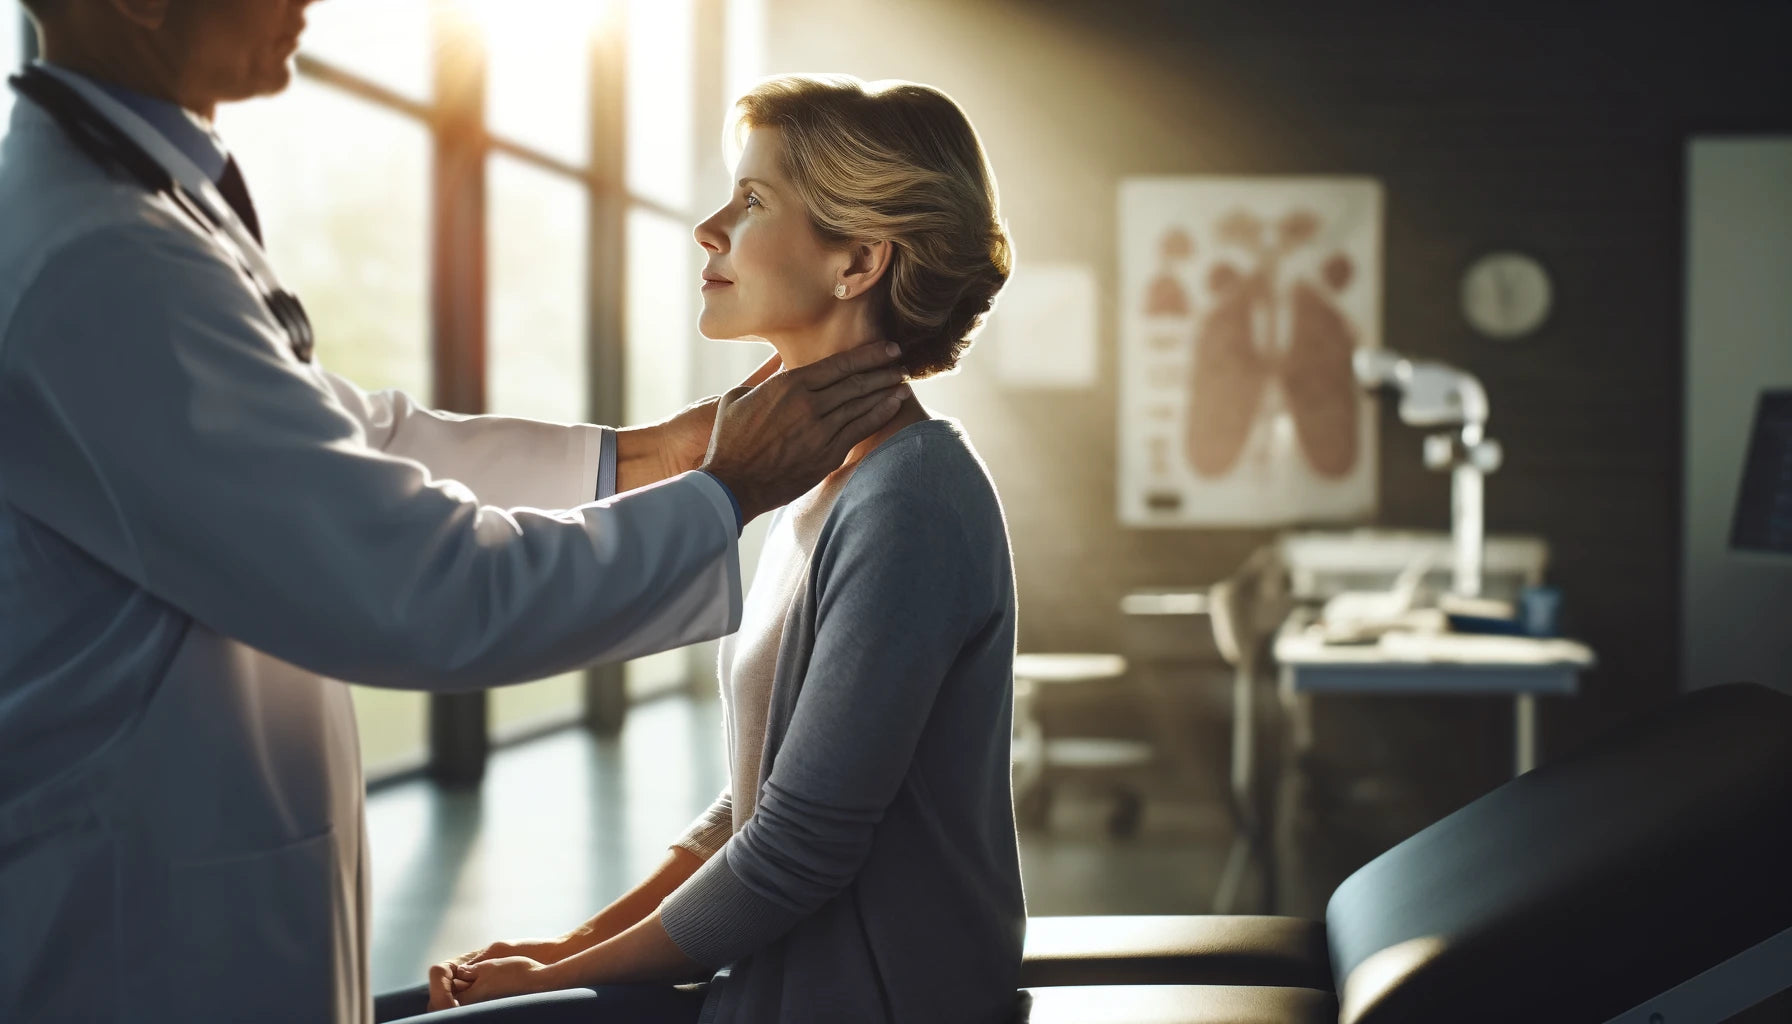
[764,308,929,476]
[764,300,881,374]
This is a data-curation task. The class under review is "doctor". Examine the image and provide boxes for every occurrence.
[0,0,912,1021]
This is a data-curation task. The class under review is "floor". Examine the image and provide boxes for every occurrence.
[364,693,1237,993]
[362,692,1792,1023]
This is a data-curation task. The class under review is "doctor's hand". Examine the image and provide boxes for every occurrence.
[701,342,910,523]
[614,356,793,493]
[646,353,786,484]
[447,956,554,1006]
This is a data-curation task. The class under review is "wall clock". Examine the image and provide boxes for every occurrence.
[1461,251,1552,340]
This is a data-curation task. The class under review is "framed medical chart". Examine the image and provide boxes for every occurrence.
[1118,176,1383,527]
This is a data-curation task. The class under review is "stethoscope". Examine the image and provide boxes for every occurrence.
[7,66,315,363]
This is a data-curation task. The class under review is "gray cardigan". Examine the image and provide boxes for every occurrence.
[659,419,1025,1023]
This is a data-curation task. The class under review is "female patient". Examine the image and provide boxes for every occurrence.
[416,75,1021,1023]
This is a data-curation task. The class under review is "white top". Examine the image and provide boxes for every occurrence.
[679,467,859,855]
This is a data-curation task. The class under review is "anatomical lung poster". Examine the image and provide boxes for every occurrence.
[1118,177,1382,527]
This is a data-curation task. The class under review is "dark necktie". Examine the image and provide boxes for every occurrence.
[214,155,264,247]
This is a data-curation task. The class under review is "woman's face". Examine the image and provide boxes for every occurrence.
[694,128,842,345]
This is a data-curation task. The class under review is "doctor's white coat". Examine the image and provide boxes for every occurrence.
[0,71,741,1022]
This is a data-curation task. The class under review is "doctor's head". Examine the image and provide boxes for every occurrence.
[22,0,318,116]
[692,74,1011,379]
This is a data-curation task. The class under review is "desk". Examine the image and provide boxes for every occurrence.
[1278,530,1549,603]
[1120,565,1592,914]
[1274,607,1594,775]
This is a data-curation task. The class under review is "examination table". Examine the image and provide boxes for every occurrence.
[1013,681,1792,1023]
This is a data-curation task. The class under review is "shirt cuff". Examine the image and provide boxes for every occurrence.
[699,470,744,534]
[595,427,618,501]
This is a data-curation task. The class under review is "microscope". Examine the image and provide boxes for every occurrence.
[1352,349,1504,598]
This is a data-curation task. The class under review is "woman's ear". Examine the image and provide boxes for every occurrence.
[835,239,893,300]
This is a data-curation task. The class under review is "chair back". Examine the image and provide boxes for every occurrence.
[1325,683,1792,1024]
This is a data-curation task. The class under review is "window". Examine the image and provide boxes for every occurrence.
[300,0,431,103]
[197,0,757,778]
[217,82,432,398]
[217,78,434,777]
[622,0,704,702]
[486,153,589,736]
[482,5,592,167]
[626,0,695,213]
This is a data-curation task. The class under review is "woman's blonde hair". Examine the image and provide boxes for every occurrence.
[730,74,1011,378]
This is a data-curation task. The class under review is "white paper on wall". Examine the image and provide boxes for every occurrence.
[988,262,1099,389]
[1118,176,1383,527]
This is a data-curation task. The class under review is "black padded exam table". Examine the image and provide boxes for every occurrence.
[1013,682,1792,1023]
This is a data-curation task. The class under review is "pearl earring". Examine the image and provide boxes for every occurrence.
[834,284,848,299]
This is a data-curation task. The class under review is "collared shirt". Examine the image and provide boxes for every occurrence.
[57,63,232,183]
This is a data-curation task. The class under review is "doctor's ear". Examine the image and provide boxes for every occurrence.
[832,239,893,301]
[106,0,171,30]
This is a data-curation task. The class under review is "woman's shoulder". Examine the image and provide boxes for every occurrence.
[815,417,1012,596]
[823,418,1006,543]
[843,418,996,506]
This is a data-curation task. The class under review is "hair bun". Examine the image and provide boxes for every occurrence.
[732,75,1010,379]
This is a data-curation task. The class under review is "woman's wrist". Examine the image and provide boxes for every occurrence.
[537,943,605,990]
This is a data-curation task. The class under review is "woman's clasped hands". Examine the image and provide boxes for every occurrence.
[424,937,569,1011]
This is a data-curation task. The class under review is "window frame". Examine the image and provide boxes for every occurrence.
[7,3,727,786]
[288,2,726,785]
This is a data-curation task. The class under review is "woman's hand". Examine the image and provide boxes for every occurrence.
[423,938,568,1010]
[448,956,556,1005]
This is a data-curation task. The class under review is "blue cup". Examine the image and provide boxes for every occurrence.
[1519,585,1562,638]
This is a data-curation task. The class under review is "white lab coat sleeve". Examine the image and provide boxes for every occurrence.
[0,223,743,691]
[320,373,618,509]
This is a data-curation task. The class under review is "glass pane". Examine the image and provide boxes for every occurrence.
[217,80,432,395]
[488,154,588,424]
[352,688,429,775]
[626,649,688,701]
[216,80,432,775]
[482,4,592,166]
[299,0,431,104]
[490,673,583,741]
[626,0,694,210]
[626,206,695,425]
[725,0,766,108]
[621,206,699,700]
[487,152,588,738]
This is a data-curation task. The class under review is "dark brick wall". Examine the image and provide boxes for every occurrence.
[766,0,1792,768]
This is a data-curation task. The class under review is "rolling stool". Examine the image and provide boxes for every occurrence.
[1013,653,1152,836]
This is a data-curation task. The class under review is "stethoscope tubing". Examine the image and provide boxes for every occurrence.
[8,67,315,363]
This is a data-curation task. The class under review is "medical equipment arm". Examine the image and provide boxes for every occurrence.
[1353,348,1503,596]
